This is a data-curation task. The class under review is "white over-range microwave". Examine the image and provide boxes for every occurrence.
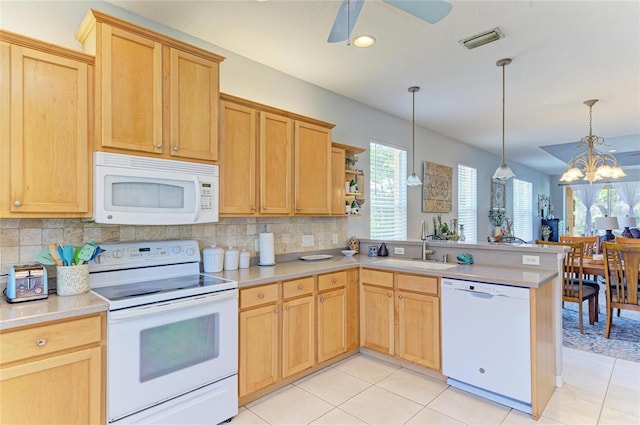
[93,152,218,225]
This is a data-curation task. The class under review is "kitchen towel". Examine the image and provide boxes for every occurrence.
[259,233,275,266]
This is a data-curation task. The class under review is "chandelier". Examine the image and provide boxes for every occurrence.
[559,99,626,185]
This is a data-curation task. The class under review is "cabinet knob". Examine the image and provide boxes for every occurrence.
[156,144,163,149]
[297,207,302,211]
[398,294,403,299]
[37,338,46,346]
[251,206,257,211]
[320,297,324,302]
[13,201,21,207]
[172,146,179,152]
[298,285,304,290]
[258,293,265,299]
[263,206,267,210]
[332,278,337,283]
[275,308,279,314]
[285,305,290,311]
[388,292,392,298]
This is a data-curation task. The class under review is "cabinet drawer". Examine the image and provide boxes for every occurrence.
[0,315,102,365]
[283,276,315,300]
[318,271,347,292]
[361,268,394,288]
[240,283,279,309]
[397,273,438,295]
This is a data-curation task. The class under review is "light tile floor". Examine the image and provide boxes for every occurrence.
[231,349,640,425]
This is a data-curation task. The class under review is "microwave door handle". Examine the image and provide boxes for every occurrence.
[193,175,201,222]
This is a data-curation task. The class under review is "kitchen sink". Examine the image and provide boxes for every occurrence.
[374,258,458,270]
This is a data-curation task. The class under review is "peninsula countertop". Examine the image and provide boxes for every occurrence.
[1,254,557,331]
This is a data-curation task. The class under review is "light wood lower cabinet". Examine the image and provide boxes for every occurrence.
[317,288,347,363]
[0,313,105,424]
[361,268,441,371]
[282,293,315,377]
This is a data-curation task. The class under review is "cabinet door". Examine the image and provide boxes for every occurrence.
[361,284,394,355]
[239,304,279,396]
[259,112,292,214]
[6,45,90,214]
[346,268,360,350]
[98,25,163,154]
[317,288,347,363]
[396,291,440,370]
[219,100,257,215]
[331,147,346,215]
[169,48,219,161]
[282,295,315,377]
[0,346,102,424]
[294,121,331,215]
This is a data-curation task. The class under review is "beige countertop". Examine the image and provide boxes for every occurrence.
[1,254,557,331]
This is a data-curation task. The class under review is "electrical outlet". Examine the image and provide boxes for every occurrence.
[394,247,405,255]
[332,233,338,244]
[302,235,315,247]
[522,255,540,266]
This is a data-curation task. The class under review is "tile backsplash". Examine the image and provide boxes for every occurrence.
[0,216,348,285]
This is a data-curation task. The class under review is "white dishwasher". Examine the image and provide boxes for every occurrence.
[441,278,532,414]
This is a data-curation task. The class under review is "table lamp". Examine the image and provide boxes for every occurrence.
[619,216,637,238]
[595,216,619,243]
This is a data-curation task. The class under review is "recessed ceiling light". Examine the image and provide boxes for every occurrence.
[353,35,376,48]
[459,27,504,50]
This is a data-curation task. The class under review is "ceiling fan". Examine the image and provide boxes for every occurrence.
[328,0,453,43]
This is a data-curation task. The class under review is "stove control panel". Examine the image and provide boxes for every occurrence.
[90,240,200,271]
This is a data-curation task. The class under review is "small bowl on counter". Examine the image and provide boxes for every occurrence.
[341,250,357,257]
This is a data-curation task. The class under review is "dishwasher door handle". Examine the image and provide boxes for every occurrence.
[453,288,507,298]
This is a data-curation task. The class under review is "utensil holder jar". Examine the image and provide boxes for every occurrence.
[56,264,89,296]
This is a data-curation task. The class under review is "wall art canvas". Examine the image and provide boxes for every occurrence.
[422,161,452,213]
[491,179,506,210]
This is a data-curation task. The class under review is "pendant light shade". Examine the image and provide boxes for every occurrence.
[407,86,422,187]
[493,58,515,181]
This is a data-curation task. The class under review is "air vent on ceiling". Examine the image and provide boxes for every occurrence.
[459,27,504,50]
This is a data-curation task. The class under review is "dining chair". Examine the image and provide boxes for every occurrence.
[560,235,601,318]
[614,235,640,244]
[602,242,640,339]
[536,240,597,333]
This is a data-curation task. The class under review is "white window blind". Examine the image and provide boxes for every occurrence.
[457,165,477,243]
[369,141,407,240]
[513,179,533,241]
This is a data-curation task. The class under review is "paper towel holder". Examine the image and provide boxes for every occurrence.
[258,224,276,266]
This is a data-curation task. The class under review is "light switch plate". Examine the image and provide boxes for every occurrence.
[302,235,315,247]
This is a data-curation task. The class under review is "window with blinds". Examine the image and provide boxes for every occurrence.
[369,141,408,240]
[513,179,533,241]
[457,165,477,243]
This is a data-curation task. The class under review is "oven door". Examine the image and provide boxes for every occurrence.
[107,289,238,423]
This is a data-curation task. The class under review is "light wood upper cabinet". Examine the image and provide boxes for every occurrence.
[219,100,257,214]
[295,120,332,215]
[260,112,292,214]
[0,313,105,424]
[168,48,219,160]
[0,31,93,217]
[76,9,223,162]
[331,147,346,215]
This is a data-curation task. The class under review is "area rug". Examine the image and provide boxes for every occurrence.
[562,304,640,363]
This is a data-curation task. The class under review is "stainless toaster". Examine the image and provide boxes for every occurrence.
[5,264,48,303]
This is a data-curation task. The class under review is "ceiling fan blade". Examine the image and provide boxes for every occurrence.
[328,0,365,43]
[383,0,453,24]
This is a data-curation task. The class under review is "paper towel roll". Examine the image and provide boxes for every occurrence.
[259,233,275,266]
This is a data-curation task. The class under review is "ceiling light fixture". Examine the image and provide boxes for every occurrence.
[493,58,515,180]
[353,34,376,48]
[459,27,504,50]
[407,86,422,187]
[559,99,626,185]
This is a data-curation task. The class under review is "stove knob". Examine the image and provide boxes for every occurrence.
[94,254,105,264]
[186,248,195,256]
[113,250,124,259]
[172,246,181,254]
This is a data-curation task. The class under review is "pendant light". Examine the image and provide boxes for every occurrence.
[407,86,422,187]
[493,58,515,180]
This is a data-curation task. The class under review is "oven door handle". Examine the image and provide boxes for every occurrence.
[109,289,238,322]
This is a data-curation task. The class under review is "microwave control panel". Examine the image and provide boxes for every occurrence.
[200,182,214,211]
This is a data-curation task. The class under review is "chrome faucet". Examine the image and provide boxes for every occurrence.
[421,220,435,261]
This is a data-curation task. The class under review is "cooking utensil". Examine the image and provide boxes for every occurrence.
[63,245,74,266]
[73,246,82,265]
[90,246,104,261]
[57,245,66,265]
[76,242,96,265]
[49,243,62,265]
[35,249,56,265]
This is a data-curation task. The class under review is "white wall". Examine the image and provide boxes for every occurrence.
[1,0,553,242]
